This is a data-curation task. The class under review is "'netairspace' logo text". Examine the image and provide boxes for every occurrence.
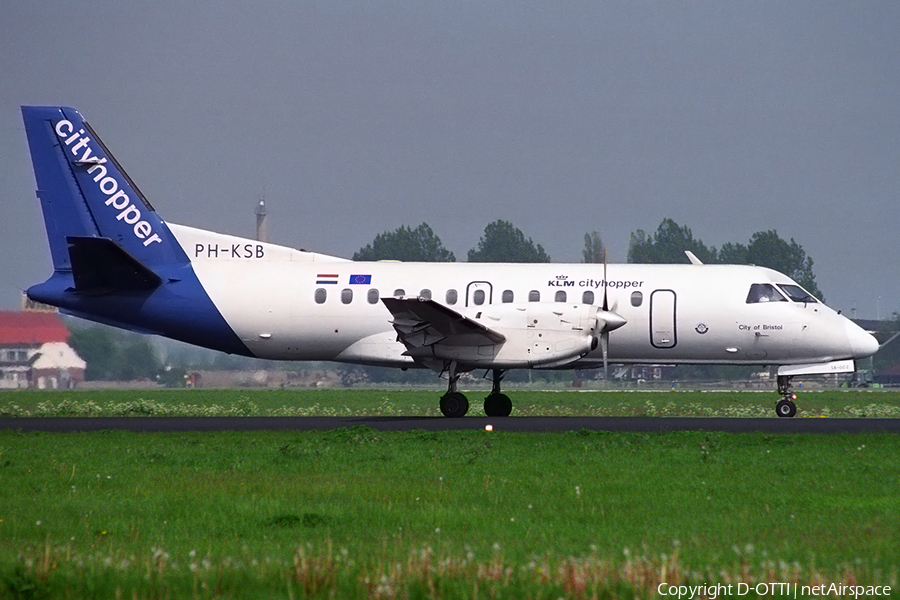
[657,582,892,598]
[54,119,162,248]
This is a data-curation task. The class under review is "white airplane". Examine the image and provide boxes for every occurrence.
[21,106,879,418]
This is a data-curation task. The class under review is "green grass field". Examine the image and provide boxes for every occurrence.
[1,390,900,598]
[3,387,900,418]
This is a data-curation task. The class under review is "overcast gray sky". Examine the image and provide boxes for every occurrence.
[2,2,898,318]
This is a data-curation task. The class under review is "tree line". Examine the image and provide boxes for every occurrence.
[353,217,824,300]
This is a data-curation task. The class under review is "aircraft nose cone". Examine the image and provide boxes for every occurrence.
[845,319,879,358]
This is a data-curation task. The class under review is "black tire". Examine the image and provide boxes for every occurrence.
[440,392,469,418]
[775,398,797,418]
[484,393,513,417]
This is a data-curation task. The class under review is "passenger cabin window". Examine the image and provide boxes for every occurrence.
[472,289,486,305]
[367,289,380,304]
[314,288,327,304]
[528,290,540,302]
[778,284,818,303]
[746,283,787,304]
[419,289,432,300]
[555,290,567,302]
[393,288,405,298]
[446,289,458,305]
[582,291,595,305]
[631,291,643,307]
[341,289,353,304]
[502,290,514,303]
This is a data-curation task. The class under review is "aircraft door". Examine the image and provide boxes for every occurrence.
[650,289,677,348]
[466,281,493,307]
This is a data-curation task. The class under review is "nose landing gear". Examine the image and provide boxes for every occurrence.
[775,375,797,418]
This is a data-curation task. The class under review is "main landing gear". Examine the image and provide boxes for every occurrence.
[439,361,469,418]
[775,375,798,418]
[438,364,512,418]
[484,369,512,417]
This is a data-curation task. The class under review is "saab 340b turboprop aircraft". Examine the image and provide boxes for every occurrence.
[21,106,879,418]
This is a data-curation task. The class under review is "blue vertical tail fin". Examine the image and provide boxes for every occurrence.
[21,106,251,356]
[21,106,188,272]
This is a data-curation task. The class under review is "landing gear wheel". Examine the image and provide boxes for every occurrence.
[776,398,797,418]
[775,375,798,418]
[440,392,469,418]
[484,393,512,417]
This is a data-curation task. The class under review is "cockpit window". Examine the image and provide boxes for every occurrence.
[746,283,787,304]
[777,284,818,303]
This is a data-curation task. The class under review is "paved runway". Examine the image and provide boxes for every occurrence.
[2,416,900,433]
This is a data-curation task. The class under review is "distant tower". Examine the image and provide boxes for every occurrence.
[255,197,268,243]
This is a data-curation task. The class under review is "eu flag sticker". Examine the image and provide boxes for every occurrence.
[349,274,372,285]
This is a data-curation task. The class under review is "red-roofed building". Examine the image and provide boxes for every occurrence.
[0,311,71,346]
[0,311,85,389]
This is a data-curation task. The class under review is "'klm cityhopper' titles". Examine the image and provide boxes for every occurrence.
[547,275,644,289]
[54,119,161,247]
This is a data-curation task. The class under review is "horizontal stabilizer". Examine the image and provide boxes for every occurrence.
[67,236,162,295]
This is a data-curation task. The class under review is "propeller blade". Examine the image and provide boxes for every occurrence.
[601,331,609,382]
[602,249,609,312]
[596,251,623,382]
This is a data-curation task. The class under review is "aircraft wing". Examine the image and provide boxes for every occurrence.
[381,297,506,358]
